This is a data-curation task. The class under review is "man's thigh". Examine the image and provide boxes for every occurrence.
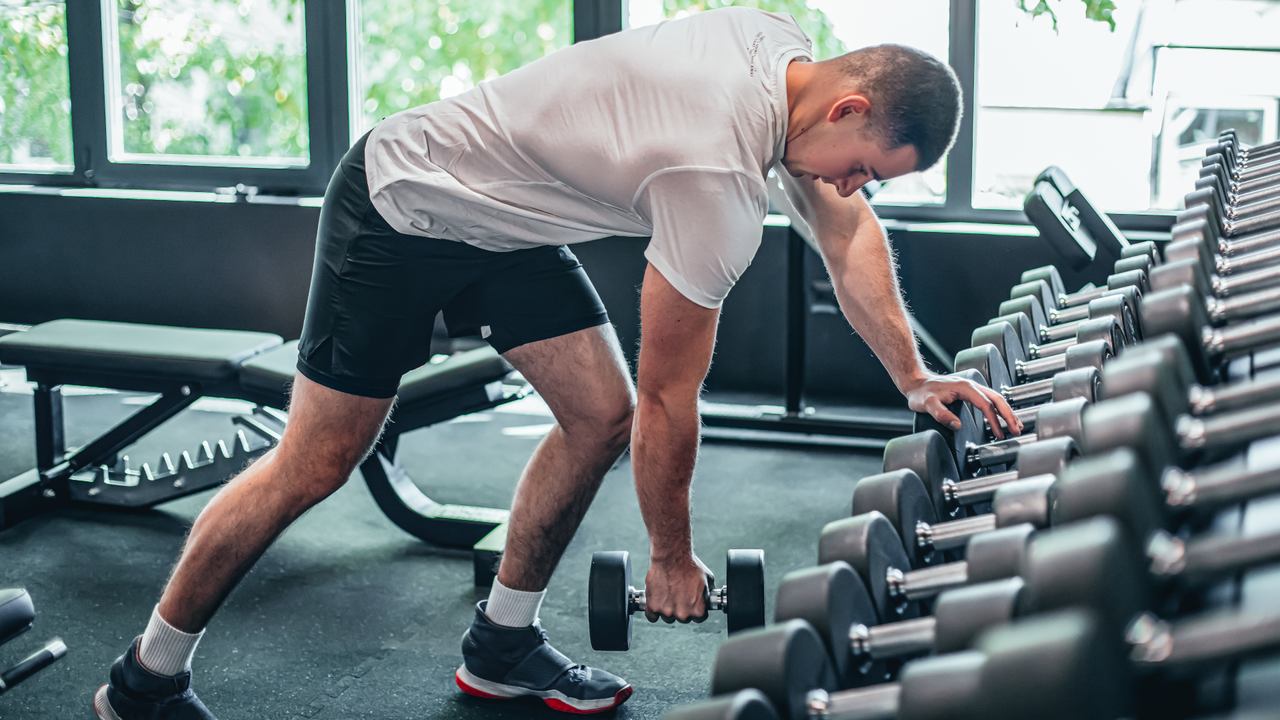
[502,324,635,429]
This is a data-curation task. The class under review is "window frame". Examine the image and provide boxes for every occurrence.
[0,0,1181,231]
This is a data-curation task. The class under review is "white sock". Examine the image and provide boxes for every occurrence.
[485,578,546,628]
[137,605,205,677]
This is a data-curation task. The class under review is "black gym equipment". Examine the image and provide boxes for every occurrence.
[0,589,65,697]
[879,429,1078,522]
[1141,284,1280,384]
[999,284,1141,347]
[0,320,527,586]
[774,517,1280,718]
[587,549,766,651]
[699,608,1131,720]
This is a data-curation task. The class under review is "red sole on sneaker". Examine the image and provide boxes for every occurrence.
[455,671,634,714]
[543,685,634,714]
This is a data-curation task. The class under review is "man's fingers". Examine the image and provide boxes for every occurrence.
[985,386,1023,435]
[926,396,961,431]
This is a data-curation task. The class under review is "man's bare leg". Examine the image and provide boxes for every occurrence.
[157,375,395,632]
[495,324,636,592]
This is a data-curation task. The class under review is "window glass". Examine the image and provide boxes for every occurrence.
[626,0,950,206]
[111,0,309,165]
[352,0,572,138]
[1,0,72,171]
[974,0,1280,212]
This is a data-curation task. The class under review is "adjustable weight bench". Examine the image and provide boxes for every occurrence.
[0,319,525,585]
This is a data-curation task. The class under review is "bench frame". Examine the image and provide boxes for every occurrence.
[1,337,527,586]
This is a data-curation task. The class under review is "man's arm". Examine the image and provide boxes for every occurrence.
[777,171,1021,436]
[632,262,719,623]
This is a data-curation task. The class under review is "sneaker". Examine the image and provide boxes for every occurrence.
[93,637,216,720]
[456,601,633,714]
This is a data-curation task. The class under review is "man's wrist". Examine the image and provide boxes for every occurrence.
[897,369,933,395]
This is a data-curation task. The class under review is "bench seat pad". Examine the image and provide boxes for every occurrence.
[0,320,282,383]
[239,341,512,406]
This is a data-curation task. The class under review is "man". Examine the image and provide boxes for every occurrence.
[94,7,1021,719]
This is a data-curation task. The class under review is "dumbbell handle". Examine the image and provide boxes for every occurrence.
[1226,193,1280,220]
[1163,461,1280,510]
[627,586,727,614]
[944,469,1020,507]
[1130,609,1280,670]
[1212,262,1280,297]
[1178,401,1280,452]
[1202,312,1280,358]
[1057,285,1107,309]
[966,433,1040,470]
[1224,208,1280,237]
[1235,182,1280,206]
[0,639,66,696]
[887,562,969,604]
[1188,372,1280,415]
[805,685,901,720]
[1236,158,1280,182]
[1003,377,1054,406]
[1150,525,1280,586]
[849,617,938,662]
[1015,354,1066,383]
[1047,305,1090,326]
[1206,283,1280,323]
[986,406,1041,436]
[1219,226,1280,259]
[916,514,998,553]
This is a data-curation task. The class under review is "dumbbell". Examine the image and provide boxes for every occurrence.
[1142,283,1280,384]
[1012,267,1149,316]
[912,391,1088,480]
[1017,255,1155,309]
[879,428,1078,526]
[971,308,1121,386]
[587,549,765,650]
[999,283,1142,346]
[958,329,1106,409]
[775,519,1142,685]
[863,444,1280,583]
[1099,333,1280,419]
[1169,214,1280,271]
[777,518,1280,703]
[0,589,65,697]
[1154,236,1280,301]
[1197,165,1280,224]
[1182,183,1280,240]
[679,608,1129,720]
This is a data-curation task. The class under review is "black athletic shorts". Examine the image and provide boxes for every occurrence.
[296,131,611,399]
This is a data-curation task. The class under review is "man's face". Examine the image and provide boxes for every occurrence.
[781,98,919,198]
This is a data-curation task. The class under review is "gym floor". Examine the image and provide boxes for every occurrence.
[0,371,888,719]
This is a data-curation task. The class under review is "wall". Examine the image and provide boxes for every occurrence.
[0,191,1145,408]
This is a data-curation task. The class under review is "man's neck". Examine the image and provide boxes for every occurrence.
[785,59,820,144]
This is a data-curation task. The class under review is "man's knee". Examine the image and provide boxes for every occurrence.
[563,388,635,453]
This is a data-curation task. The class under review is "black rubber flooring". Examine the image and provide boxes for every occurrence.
[0,373,887,719]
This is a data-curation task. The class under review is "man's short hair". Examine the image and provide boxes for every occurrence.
[833,44,962,172]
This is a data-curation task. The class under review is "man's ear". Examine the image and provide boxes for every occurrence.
[828,94,871,123]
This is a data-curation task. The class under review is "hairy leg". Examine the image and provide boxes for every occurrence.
[496,324,636,592]
[157,375,395,632]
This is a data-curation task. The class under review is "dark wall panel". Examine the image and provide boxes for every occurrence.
[0,194,319,338]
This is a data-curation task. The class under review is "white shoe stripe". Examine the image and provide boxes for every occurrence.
[455,665,621,711]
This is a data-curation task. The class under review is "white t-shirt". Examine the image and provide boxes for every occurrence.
[365,7,813,308]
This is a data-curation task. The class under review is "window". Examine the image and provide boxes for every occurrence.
[351,0,573,138]
[974,0,1280,213]
[1,0,72,171]
[625,0,950,206]
[109,0,310,165]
